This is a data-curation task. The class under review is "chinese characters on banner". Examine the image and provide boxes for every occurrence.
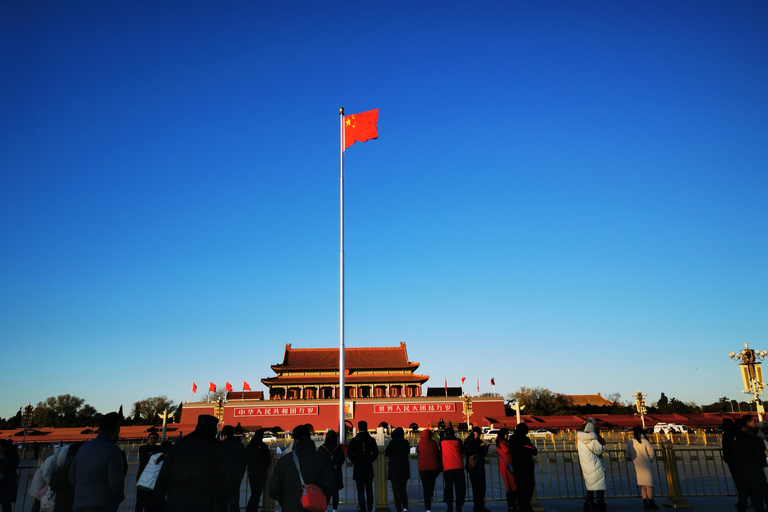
[374,403,456,413]
[234,406,319,417]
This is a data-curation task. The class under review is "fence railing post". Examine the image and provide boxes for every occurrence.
[374,445,389,512]
[661,441,692,509]
[530,485,546,512]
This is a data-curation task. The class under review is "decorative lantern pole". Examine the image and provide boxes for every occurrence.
[632,391,647,429]
[729,343,768,421]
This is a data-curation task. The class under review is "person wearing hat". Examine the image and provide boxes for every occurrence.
[440,427,466,512]
[576,418,606,512]
[509,423,537,512]
[153,414,227,512]
[463,426,490,512]
[269,424,334,512]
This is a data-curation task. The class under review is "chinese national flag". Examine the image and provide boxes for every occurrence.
[192,382,197,393]
[461,376,466,384]
[491,376,495,386]
[209,382,216,392]
[344,109,378,149]
[243,381,252,391]
[226,382,233,392]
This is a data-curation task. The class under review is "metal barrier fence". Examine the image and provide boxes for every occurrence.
[12,441,735,511]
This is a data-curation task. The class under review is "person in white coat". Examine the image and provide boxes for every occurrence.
[577,418,606,512]
[626,426,658,509]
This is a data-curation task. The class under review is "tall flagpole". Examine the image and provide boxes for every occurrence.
[339,107,346,440]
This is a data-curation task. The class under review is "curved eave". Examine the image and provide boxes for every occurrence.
[261,374,430,386]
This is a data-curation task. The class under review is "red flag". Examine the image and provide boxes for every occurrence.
[243,381,252,391]
[477,377,479,393]
[209,381,216,392]
[192,382,197,393]
[491,376,495,385]
[444,376,448,395]
[461,376,466,384]
[344,109,378,149]
[226,382,233,392]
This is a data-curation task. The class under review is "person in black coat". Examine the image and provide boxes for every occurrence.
[246,429,272,512]
[0,439,19,512]
[222,425,247,512]
[509,423,538,512]
[318,430,345,512]
[153,414,227,512]
[732,415,767,512]
[346,421,379,512]
[385,427,411,512]
[268,424,334,512]
[136,432,161,512]
[463,427,489,512]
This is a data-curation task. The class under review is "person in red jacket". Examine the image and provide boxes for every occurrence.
[440,427,465,512]
[496,428,517,512]
[417,428,442,512]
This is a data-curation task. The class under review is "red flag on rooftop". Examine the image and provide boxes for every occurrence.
[192,382,197,393]
[243,381,252,391]
[226,382,233,392]
[476,376,479,393]
[209,382,216,392]
[444,376,448,396]
[344,109,378,149]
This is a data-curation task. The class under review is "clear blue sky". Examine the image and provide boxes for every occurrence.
[1,1,766,420]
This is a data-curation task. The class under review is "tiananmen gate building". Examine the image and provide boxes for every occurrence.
[181,342,507,431]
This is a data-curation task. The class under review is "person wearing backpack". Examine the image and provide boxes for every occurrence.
[50,442,81,512]
[318,430,345,512]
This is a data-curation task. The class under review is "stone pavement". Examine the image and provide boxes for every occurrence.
[333,496,738,512]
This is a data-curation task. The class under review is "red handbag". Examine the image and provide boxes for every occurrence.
[292,450,327,512]
[301,483,327,512]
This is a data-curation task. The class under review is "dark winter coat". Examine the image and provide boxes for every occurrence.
[268,439,334,512]
[732,429,768,475]
[68,433,126,511]
[417,430,441,472]
[347,431,379,481]
[153,428,227,512]
[509,428,538,487]
[222,435,247,492]
[0,444,19,504]
[246,436,272,482]
[463,433,488,473]
[384,429,411,480]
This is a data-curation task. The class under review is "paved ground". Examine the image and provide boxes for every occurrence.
[333,496,738,512]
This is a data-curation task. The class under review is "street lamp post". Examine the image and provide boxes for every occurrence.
[729,343,768,421]
[21,403,33,456]
[508,399,525,426]
[632,391,647,429]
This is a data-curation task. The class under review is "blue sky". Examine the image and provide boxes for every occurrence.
[1,1,766,420]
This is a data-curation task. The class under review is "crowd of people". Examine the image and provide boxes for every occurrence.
[22,412,760,512]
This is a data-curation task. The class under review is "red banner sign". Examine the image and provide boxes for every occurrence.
[234,406,318,417]
[374,403,456,413]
